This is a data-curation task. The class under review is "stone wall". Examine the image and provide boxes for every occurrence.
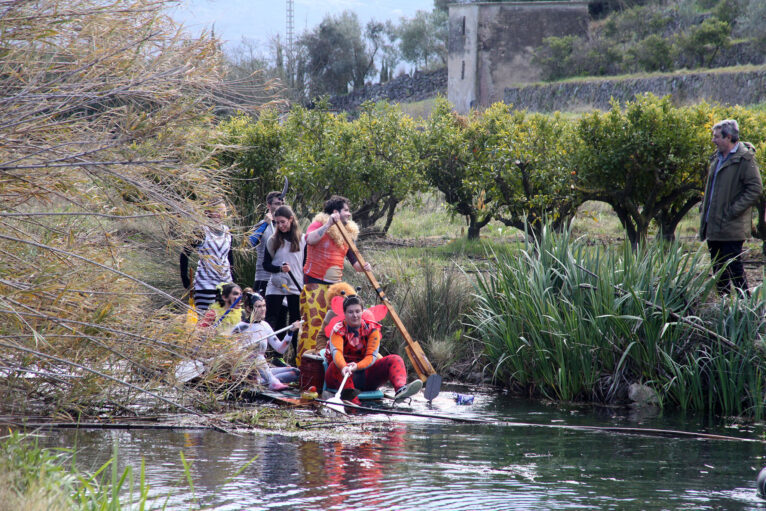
[504,68,766,112]
[448,2,590,113]
[329,68,447,112]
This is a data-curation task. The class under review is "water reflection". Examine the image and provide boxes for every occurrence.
[34,387,766,510]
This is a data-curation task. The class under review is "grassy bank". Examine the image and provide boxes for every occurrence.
[470,226,766,418]
[0,431,153,510]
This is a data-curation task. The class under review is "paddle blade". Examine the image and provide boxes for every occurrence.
[324,396,347,415]
[175,360,205,383]
[324,372,350,415]
[424,374,442,401]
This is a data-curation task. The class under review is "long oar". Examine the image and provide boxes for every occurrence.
[281,264,302,291]
[324,372,350,415]
[334,221,441,399]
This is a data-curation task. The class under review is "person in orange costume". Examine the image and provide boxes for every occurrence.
[324,295,421,405]
[297,195,370,365]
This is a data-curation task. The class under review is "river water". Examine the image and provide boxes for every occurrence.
[42,384,766,510]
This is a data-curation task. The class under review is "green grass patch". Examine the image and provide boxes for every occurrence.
[381,192,463,239]
[0,431,158,510]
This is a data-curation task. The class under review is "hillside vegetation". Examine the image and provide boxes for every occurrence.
[535,0,765,81]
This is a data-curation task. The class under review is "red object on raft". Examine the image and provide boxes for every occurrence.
[299,351,324,391]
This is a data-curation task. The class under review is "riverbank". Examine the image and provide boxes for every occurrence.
[5,195,765,422]
[8,384,766,510]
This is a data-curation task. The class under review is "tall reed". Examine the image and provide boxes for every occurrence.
[0,431,159,510]
[471,226,766,417]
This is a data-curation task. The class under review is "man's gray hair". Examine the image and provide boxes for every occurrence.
[713,119,740,143]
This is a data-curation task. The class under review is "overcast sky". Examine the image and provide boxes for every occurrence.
[171,0,436,52]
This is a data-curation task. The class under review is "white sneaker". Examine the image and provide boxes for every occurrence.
[394,379,423,402]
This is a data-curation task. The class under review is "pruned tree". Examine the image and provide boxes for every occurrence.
[574,94,709,246]
[479,106,581,238]
[279,100,424,232]
[419,98,494,239]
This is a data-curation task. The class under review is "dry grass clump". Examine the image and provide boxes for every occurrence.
[0,0,281,417]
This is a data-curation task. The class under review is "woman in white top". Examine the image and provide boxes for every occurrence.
[232,290,300,390]
[262,205,305,362]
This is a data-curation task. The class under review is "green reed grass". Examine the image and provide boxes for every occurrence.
[0,431,162,511]
[471,225,766,417]
[397,262,476,374]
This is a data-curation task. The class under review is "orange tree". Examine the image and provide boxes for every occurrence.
[214,111,286,226]
[280,100,424,230]
[418,98,494,239]
[477,104,580,238]
[575,94,709,246]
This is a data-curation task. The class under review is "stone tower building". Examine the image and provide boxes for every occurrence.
[448,2,589,113]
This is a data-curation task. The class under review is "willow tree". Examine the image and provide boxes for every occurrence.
[0,0,280,416]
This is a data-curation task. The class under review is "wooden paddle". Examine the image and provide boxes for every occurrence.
[334,221,441,398]
[324,372,350,415]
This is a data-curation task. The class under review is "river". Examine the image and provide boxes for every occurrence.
[40,384,766,510]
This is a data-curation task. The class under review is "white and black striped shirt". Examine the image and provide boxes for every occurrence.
[193,226,232,291]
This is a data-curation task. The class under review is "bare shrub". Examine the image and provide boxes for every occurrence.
[0,0,280,417]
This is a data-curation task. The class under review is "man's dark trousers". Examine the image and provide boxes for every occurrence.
[708,240,748,295]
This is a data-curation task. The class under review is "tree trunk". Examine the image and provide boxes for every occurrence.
[466,213,491,240]
[612,205,640,249]
[654,196,702,244]
[382,198,398,233]
[467,217,481,239]
[656,219,676,243]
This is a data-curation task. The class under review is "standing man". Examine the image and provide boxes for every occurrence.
[699,119,763,295]
[249,190,285,296]
[297,195,371,366]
